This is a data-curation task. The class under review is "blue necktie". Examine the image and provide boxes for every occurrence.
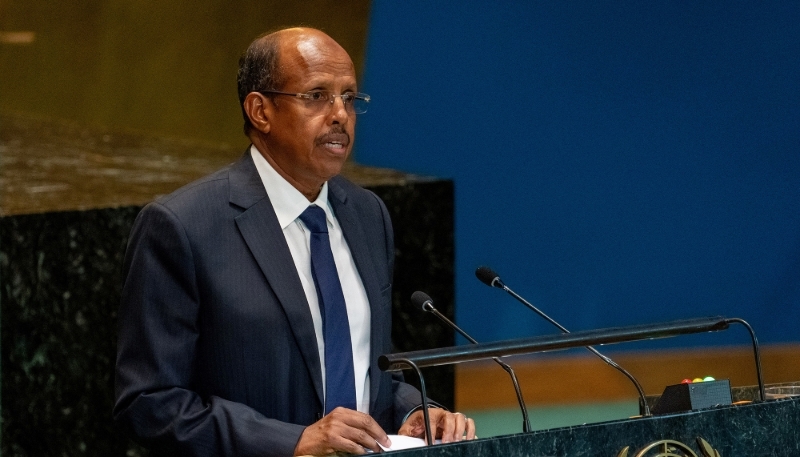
[299,205,357,414]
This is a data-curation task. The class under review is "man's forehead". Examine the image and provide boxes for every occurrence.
[278,30,355,77]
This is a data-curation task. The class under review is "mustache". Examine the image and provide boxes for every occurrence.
[315,126,350,146]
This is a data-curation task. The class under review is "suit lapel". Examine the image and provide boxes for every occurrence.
[328,179,387,413]
[229,152,324,406]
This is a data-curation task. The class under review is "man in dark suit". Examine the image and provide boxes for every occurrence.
[113,27,475,456]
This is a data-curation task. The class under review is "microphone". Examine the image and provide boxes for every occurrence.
[475,266,651,416]
[410,291,532,433]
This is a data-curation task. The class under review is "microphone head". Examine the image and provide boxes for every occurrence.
[475,265,505,288]
[411,291,434,311]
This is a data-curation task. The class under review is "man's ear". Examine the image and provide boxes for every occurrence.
[243,92,272,134]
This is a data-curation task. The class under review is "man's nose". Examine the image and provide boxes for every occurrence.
[328,95,350,122]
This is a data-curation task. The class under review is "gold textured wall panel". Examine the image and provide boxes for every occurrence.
[0,0,372,148]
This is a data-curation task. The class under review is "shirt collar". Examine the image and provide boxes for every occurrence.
[250,145,334,229]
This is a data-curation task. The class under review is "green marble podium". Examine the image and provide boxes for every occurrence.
[389,396,800,456]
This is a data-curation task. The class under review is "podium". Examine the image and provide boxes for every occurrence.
[379,317,796,455]
[388,396,800,456]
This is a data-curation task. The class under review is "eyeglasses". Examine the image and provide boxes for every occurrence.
[259,90,371,114]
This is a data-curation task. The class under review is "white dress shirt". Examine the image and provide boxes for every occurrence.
[250,145,372,414]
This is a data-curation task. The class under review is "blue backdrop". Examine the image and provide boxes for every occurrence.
[356,2,800,349]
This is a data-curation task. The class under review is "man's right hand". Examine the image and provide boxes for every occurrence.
[294,407,391,456]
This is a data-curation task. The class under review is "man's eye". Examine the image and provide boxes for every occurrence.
[341,93,355,103]
[307,91,327,101]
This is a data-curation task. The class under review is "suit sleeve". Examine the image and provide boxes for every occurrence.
[368,191,444,430]
[113,202,304,457]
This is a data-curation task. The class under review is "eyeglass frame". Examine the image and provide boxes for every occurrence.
[258,90,371,114]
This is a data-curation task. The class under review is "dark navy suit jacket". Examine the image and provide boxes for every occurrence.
[113,152,423,456]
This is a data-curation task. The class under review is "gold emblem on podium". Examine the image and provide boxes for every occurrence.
[616,436,720,457]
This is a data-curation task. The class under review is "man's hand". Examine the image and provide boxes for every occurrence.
[397,408,477,444]
[294,407,390,456]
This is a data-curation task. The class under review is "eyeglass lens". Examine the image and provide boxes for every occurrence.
[313,92,368,114]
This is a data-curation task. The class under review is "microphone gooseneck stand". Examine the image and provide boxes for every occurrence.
[724,318,765,401]
[475,266,651,416]
[411,291,532,433]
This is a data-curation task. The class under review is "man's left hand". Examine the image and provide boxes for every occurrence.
[397,408,477,443]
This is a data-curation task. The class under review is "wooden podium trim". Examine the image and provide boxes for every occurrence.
[455,343,800,410]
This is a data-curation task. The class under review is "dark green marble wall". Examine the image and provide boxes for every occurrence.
[1,207,143,456]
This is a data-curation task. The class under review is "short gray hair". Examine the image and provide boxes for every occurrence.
[236,31,285,136]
